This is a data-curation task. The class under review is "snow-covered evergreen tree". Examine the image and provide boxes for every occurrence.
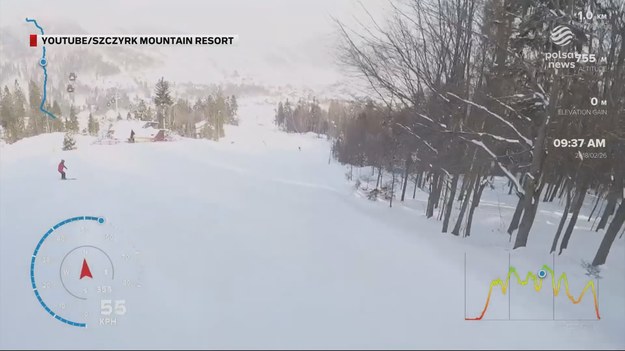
[66,105,79,132]
[87,113,100,136]
[153,77,173,128]
[62,132,77,151]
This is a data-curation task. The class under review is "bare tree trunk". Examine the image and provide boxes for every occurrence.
[452,173,476,236]
[556,176,569,200]
[508,196,524,235]
[389,169,396,208]
[588,191,602,222]
[543,182,554,202]
[417,172,424,189]
[466,174,487,237]
[401,157,411,201]
[548,175,564,202]
[513,76,558,249]
[550,187,572,253]
[592,198,606,230]
[559,179,589,254]
[458,174,471,201]
[442,173,459,233]
[514,180,545,248]
[426,171,441,218]
[597,195,617,230]
[438,177,449,221]
[596,176,622,231]
[436,175,445,211]
[592,200,625,266]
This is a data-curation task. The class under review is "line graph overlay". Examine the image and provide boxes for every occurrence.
[464,253,600,321]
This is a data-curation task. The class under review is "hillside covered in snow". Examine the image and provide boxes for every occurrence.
[1,98,623,349]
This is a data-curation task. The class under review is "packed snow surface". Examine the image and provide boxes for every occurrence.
[1,98,623,349]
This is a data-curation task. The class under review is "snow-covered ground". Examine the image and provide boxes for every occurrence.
[1,97,623,349]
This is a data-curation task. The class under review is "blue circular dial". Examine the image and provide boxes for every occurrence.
[31,216,142,328]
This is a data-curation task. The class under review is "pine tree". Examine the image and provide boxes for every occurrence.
[87,112,98,135]
[0,86,14,142]
[214,92,226,138]
[200,123,214,140]
[11,80,26,141]
[283,99,293,128]
[87,113,94,133]
[49,101,64,132]
[27,79,43,135]
[153,77,173,128]
[226,95,239,125]
[309,97,323,134]
[28,79,41,113]
[66,105,79,132]
[275,102,285,127]
[62,132,77,151]
[134,99,150,121]
[229,95,238,114]
[146,107,154,121]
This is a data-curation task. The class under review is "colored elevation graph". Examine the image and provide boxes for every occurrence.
[466,264,600,321]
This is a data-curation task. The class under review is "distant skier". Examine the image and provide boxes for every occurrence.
[58,160,68,180]
[129,129,135,143]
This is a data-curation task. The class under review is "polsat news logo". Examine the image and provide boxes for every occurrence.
[545,23,608,70]
[550,25,574,46]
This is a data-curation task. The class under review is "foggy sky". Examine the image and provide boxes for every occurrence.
[0,0,390,89]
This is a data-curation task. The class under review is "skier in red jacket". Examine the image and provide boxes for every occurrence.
[58,160,68,180]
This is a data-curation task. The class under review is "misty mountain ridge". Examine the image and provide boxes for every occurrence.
[0,19,349,103]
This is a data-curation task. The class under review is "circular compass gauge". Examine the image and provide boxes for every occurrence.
[31,216,142,328]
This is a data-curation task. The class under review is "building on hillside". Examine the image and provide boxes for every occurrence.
[108,120,169,142]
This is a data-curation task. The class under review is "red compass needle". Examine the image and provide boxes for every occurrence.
[80,258,93,279]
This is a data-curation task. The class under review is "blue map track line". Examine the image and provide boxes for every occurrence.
[25,17,56,119]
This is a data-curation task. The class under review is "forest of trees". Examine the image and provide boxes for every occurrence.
[129,77,239,140]
[275,0,624,266]
[0,79,77,141]
[0,76,239,143]
[274,98,330,135]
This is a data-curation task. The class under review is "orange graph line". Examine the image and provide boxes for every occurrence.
[466,264,600,320]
